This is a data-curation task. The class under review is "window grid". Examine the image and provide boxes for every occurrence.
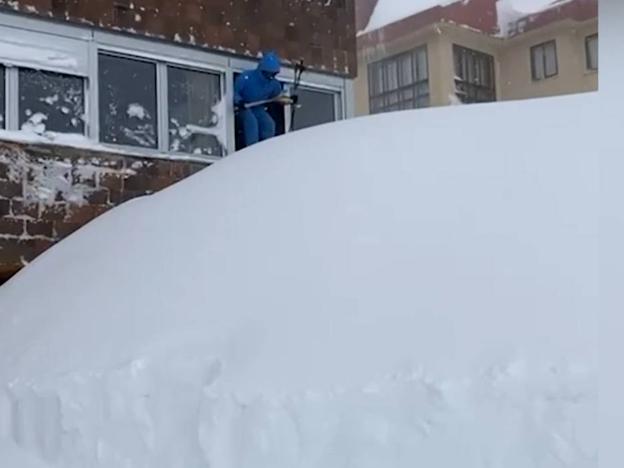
[453,45,496,104]
[368,46,429,114]
[531,40,558,81]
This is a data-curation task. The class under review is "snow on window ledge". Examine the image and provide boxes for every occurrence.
[0,129,221,164]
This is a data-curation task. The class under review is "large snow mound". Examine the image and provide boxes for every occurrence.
[0,94,599,467]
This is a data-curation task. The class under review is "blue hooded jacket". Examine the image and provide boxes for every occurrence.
[234,52,283,106]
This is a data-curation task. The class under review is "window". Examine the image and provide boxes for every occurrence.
[368,46,429,114]
[453,45,496,104]
[586,34,598,71]
[168,66,223,156]
[0,66,5,130]
[19,68,85,134]
[531,41,558,81]
[99,53,158,149]
[292,88,336,130]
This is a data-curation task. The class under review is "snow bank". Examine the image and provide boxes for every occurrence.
[0,90,602,467]
[0,438,52,468]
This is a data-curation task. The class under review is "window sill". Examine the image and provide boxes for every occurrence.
[0,129,221,164]
[531,74,559,83]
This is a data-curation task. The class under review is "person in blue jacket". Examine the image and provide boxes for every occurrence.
[235,52,287,147]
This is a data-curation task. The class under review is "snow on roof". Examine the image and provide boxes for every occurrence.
[0,91,600,466]
[363,0,454,33]
[362,0,573,34]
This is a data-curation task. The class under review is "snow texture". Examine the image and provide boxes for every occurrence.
[0,25,87,75]
[0,87,603,467]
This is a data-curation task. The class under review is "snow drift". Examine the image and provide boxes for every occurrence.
[0,93,600,467]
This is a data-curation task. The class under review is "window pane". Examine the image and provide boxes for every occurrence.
[416,95,430,108]
[293,88,336,130]
[99,54,158,148]
[19,69,85,134]
[416,48,428,80]
[385,60,398,91]
[532,46,545,80]
[0,66,4,129]
[587,35,598,70]
[168,67,223,156]
[399,54,413,86]
[544,42,557,77]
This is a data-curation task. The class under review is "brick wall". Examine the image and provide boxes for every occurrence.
[0,0,357,76]
[0,140,207,283]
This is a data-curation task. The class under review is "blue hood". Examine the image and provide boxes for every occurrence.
[258,52,281,74]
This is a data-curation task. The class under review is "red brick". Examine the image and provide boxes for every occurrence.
[0,199,10,216]
[65,205,109,224]
[17,238,54,262]
[39,204,66,221]
[0,238,23,269]
[26,220,55,238]
[54,221,82,238]
[121,190,146,203]
[87,189,110,205]
[11,199,39,218]
[108,189,124,205]
[0,218,24,236]
[124,175,152,191]
[100,173,123,191]
[0,180,22,198]
[148,176,175,192]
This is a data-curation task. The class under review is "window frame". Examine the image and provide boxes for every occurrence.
[17,67,88,135]
[585,34,598,71]
[367,45,430,114]
[530,40,559,81]
[167,64,226,157]
[0,65,6,130]
[453,44,496,104]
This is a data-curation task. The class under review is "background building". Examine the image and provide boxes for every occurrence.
[355,0,598,115]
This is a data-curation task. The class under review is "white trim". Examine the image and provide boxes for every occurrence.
[0,11,92,40]
[156,62,169,153]
[87,40,99,141]
[94,30,229,72]
[224,68,236,154]
[6,66,18,131]
[0,23,90,76]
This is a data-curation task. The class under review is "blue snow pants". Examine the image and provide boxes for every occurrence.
[239,107,276,147]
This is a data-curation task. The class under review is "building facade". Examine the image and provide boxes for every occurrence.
[355,0,598,115]
[0,0,357,283]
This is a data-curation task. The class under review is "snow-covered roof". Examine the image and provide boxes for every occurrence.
[363,0,454,33]
[0,90,600,467]
[361,0,576,34]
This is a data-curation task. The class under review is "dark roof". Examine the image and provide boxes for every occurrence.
[358,0,498,49]
[358,0,597,49]
[507,0,598,37]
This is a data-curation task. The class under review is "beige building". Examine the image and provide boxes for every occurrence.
[355,0,598,116]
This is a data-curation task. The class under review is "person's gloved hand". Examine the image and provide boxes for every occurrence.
[275,95,296,105]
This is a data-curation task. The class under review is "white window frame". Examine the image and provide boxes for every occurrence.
[585,34,598,71]
[0,11,351,160]
[531,40,558,81]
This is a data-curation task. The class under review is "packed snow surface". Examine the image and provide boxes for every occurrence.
[0,93,600,467]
